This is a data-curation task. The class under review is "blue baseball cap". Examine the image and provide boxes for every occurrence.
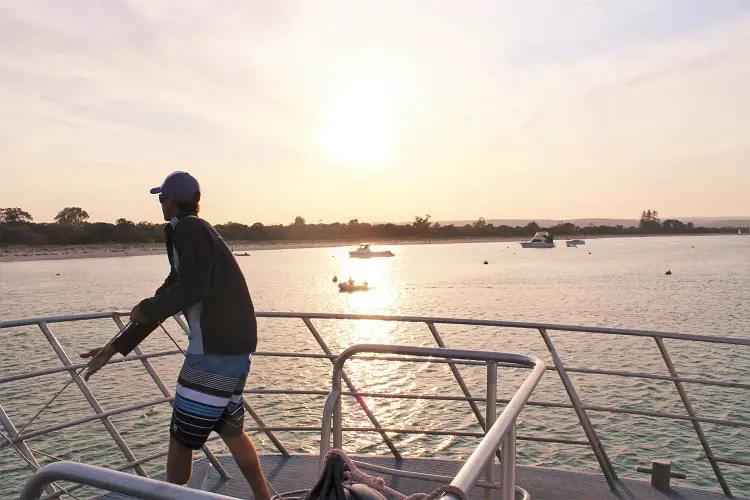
[150,171,201,202]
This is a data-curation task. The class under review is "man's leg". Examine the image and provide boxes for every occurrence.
[169,353,232,486]
[166,435,194,484]
[214,355,271,499]
[221,430,271,500]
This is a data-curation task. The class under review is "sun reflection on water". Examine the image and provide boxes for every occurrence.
[329,246,449,455]
[334,245,400,320]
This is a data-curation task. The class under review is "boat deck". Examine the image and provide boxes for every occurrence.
[104,455,736,500]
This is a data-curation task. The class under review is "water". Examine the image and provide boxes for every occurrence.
[1,235,749,498]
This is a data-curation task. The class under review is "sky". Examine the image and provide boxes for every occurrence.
[1,1,749,225]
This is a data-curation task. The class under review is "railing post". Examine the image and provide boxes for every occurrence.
[654,337,731,497]
[500,423,516,500]
[112,316,231,479]
[333,373,343,450]
[37,322,147,477]
[0,405,60,498]
[427,322,504,465]
[485,362,497,500]
[426,322,487,428]
[538,328,618,490]
[319,390,340,471]
[302,318,401,460]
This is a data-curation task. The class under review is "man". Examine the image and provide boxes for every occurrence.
[80,171,270,499]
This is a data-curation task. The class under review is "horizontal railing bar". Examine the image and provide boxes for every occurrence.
[246,389,490,402]
[247,389,331,396]
[255,312,750,346]
[254,352,492,367]
[254,357,748,393]
[563,366,750,391]
[4,311,750,347]
[0,312,127,328]
[581,404,750,428]
[7,390,744,452]
[0,350,182,384]
[117,434,224,472]
[248,375,749,401]
[242,425,587,446]
[37,436,224,500]
[0,354,492,386]
[24,461,236,500]
[8,353,747,394]
[1,397,173,449]
[714,457,750,467]
[517,435,589,446]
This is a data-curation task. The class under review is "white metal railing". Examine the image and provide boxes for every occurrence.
[1,311,749,498]
[19,461,235,500]
[319,344,545,500]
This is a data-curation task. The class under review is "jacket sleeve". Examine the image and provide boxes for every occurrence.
[154,269,177,296]
[138,221,214,323]
[111,322,159,356]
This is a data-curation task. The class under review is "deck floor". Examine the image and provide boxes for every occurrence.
[105,454,737,500]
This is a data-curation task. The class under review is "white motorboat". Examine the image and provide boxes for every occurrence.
[520,231,555,248]
[566,239,586,247]
[349,243,395,258]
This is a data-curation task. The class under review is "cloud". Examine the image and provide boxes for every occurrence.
[0,1,749,222]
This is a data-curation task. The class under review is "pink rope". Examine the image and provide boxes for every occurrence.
[325,449,468,500]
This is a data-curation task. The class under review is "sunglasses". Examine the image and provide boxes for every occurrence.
[158,193,170,203]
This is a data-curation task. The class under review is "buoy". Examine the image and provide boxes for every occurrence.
[332,275,338,282]
[665,270,672,275]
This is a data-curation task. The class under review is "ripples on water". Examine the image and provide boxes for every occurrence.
[1,236,749,498]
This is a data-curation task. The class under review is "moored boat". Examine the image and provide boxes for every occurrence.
[338,281,369,292]
[520,231,555,248]
[349,244,395,258]
[566,239,586,247]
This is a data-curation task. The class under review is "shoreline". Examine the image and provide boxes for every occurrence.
[0,233,734,263]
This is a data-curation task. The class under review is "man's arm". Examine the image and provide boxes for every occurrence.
[154,270,177,296]
[110,321,158,356]
[81,320,159,379]
[138,221,214,324]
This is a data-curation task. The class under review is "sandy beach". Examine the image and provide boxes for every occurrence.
[0,232,729,263]
[0,237,527,263]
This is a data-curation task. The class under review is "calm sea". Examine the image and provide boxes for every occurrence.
[1,235,749,498]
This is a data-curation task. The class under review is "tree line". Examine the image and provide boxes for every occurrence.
[0,207,743,246]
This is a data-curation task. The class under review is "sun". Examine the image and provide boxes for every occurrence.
[318,78,399,170]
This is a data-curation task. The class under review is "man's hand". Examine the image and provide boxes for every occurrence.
[79,345,117,381]
[130,304,149,324]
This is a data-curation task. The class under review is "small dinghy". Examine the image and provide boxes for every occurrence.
[338,280,369,292]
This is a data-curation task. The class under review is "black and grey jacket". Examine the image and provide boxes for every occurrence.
[112,214,257,356]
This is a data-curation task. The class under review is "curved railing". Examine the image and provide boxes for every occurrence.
[20,461,235,500]
[320,344,545,500]
[1,311,749,498]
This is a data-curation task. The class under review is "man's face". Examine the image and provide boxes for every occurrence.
[159,193,178,221]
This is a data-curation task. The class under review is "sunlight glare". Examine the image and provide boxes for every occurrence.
[319,72,400,171]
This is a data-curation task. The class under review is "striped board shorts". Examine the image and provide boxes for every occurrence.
[171,353,252,450]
